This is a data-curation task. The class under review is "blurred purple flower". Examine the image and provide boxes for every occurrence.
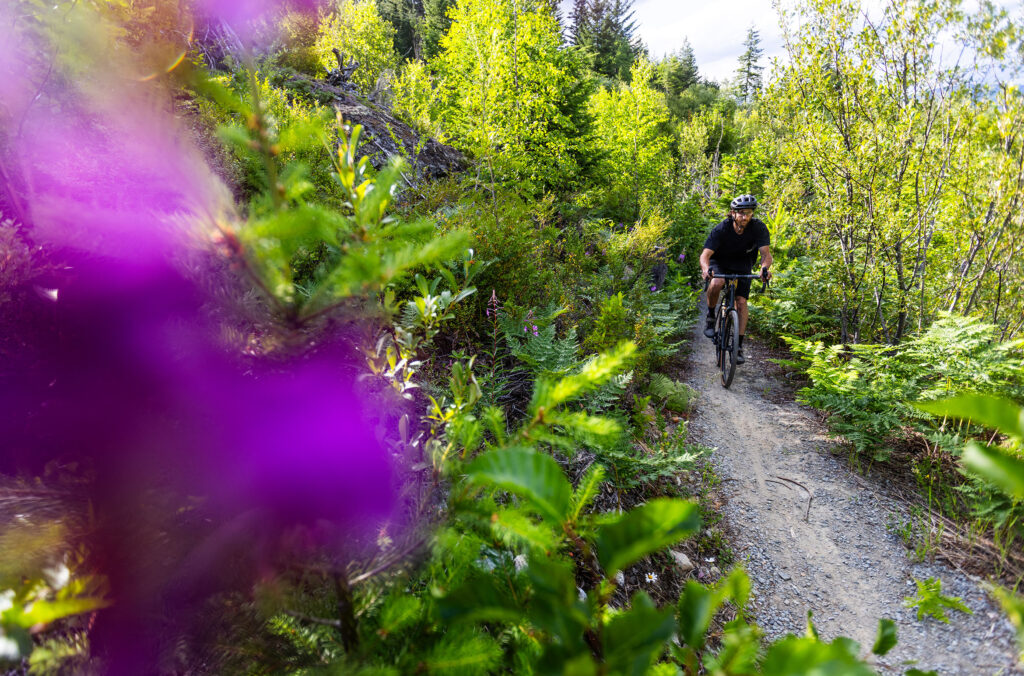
[0,8,33,119]
[197,0,323,43]
[678,253,685,262]
[651,285,657,291]
[1,30,396,672]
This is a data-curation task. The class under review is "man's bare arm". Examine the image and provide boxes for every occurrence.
[700,248,714,279]
[758,245,773,280]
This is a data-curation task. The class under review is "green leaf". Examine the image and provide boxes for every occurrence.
[378,595,422,636]
[704,618,760,674]
[990,586,1024,657]
[715,567,751,609]
[570,464,606,522]
[603,591,676,676]
[962,441,1024,501]
[466,448,572,524]
[6,596,110,627]
[425,629,503,675]
[677,580,716,650]
[524,555,592,651]
[915,394,1024,439]
[761,634,872,675]
[872,618,897,655]
[488,508,561,552]
[534,342,636,411]
[437,572,522,625]
[595,499,700,575]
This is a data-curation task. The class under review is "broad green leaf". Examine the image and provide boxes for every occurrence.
[677,580,716,650]
[761,634,872,676]
[523,555,593,654]
[595,499,700,575]
[962,441,1024,500]
[715,567,751,609]
[466,448,572,523]
[603,592,676,676]
[872,618,897,655]
[915,394,1024,439]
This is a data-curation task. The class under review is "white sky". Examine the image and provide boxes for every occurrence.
[630,0,788,84]
[560,0,1024,86]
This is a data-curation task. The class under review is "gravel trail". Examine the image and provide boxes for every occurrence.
[679,319,1022,674]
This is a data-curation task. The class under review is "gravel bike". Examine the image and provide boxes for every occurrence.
[704,272,768,388]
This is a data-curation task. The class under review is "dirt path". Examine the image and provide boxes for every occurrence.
[679,319,1022,674]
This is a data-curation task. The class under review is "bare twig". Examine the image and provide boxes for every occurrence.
[775,475,814,522]
[349,534,428,586]
[282,609,341,628]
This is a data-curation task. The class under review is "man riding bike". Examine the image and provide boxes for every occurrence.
[700,194,773,365]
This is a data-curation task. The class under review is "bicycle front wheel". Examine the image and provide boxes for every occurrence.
[721,309,738,387]
[713,305,724,367]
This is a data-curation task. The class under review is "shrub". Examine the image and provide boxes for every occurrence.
[313,0,399,96]
[390,60,441,137]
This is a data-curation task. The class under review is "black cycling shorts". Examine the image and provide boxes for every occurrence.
[709,261,754,299]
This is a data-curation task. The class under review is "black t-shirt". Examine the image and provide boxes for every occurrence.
[703,217,771,270]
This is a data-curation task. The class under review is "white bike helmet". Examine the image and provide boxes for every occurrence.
[730,194,758,210]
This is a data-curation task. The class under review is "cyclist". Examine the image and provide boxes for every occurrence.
[699,194,773,364]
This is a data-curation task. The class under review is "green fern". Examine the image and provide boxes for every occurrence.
[648,374,698,413]
[903,577,973,623]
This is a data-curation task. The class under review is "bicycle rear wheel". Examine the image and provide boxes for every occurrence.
[721,309,738,387]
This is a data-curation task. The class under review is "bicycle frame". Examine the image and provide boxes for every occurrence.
[704,273,766,388]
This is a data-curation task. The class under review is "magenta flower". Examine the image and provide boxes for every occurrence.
[678,253,686,262]
[651,285,657,291]
[195,0,323,44]
[1,26,396,671]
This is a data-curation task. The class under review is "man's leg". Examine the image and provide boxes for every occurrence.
[704,278,724,337]
[735,295,748,363]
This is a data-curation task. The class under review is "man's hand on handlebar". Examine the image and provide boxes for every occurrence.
[760,266,772,283]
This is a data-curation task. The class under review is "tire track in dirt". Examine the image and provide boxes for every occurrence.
[679,318,1022,674]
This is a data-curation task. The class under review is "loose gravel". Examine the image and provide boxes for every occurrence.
[677,320,1022,675]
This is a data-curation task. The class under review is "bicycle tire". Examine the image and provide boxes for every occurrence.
[721,309,738,387]
[713,304,724,367]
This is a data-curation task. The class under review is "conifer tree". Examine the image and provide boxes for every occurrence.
[421,0,456,58]
[658,40,699,95]
[735,25,764,103]
[569,0,642,80]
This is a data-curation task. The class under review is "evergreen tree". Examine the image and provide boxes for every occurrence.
[376,0,420,60]
[658,40,699,96]
[421,0,456,59]
[735,25,764,103]
[568,0,588,44]
[570,0,642,80]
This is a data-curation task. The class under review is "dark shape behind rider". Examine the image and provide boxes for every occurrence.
[699,194,773,365]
